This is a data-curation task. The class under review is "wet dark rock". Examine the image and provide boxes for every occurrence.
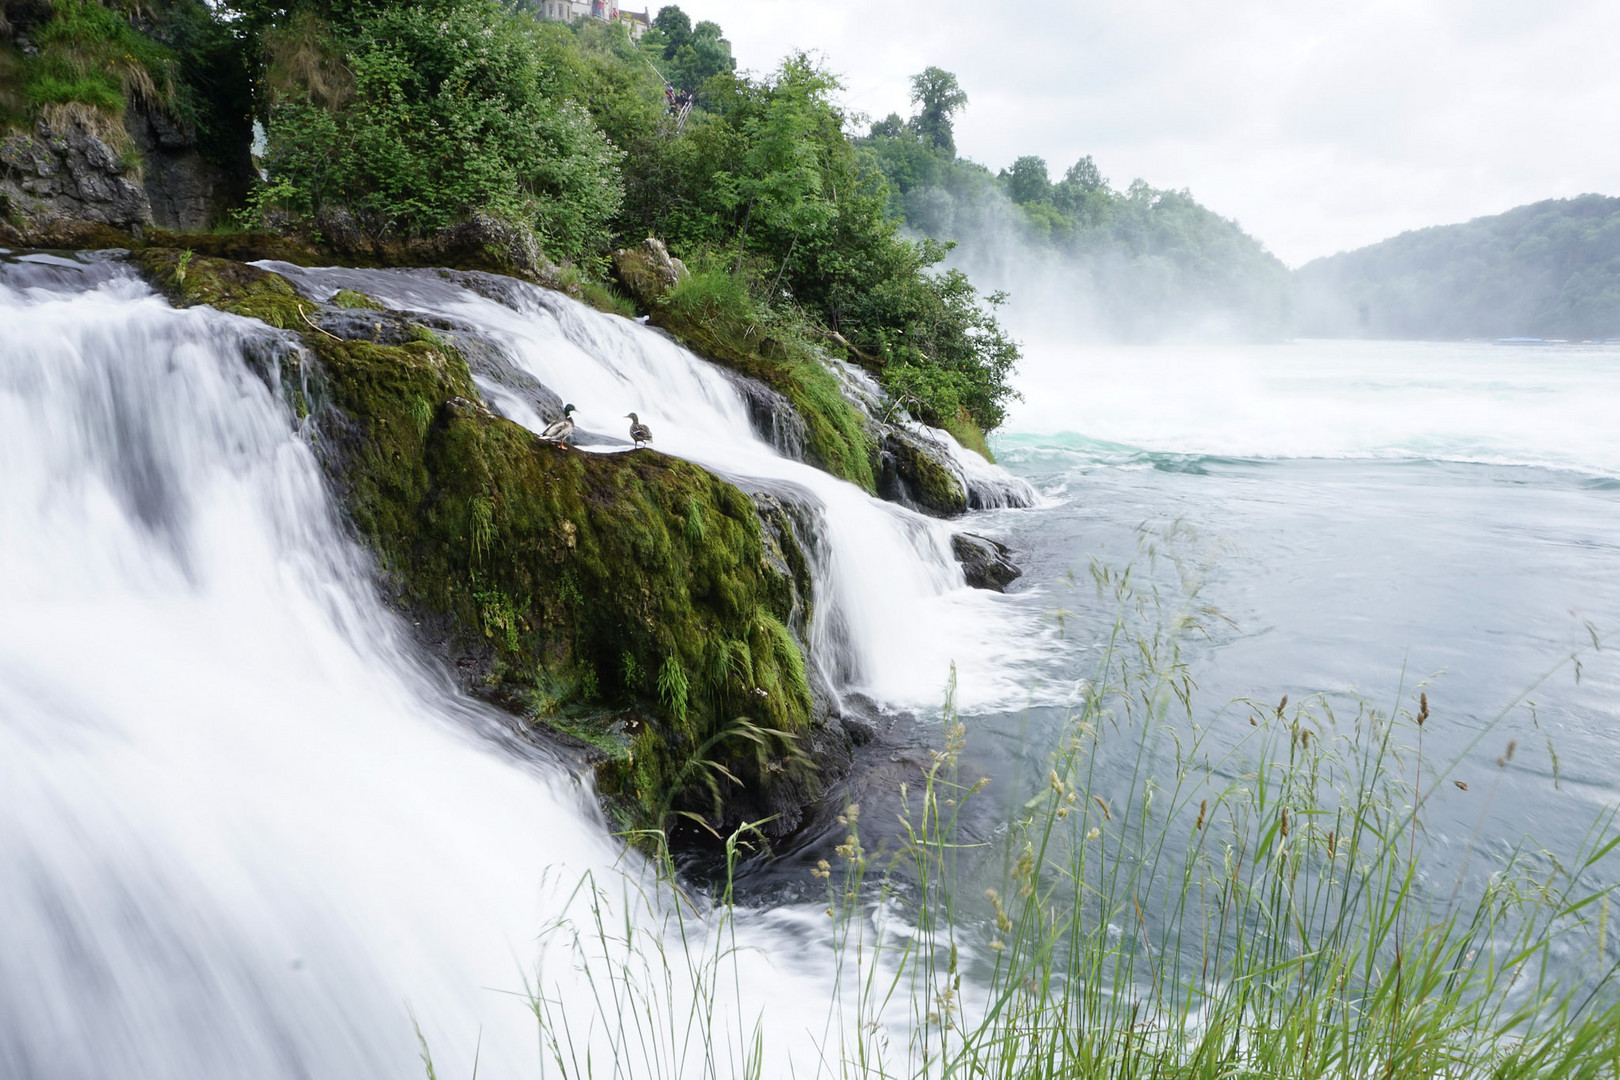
[951,532,1022,592]
[724,370,808,460]
[836,692,896,747]
[125,105,252,232]
[454,336,566,421]
[878,428,969,518]
[279,210,559,281]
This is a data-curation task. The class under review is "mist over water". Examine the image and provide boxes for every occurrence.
[1005,336,1620,476]
[980,333,1620,893]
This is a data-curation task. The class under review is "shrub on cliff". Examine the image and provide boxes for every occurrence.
[611,50,1021,432]
[252,0,623,261]
[1,0,248,167]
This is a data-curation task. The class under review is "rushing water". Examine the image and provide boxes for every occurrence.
[0,260,856,1078]
[4,248,1618,1075]
[969,336,1620,893]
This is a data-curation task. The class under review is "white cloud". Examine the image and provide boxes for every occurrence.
[663,0,1620,265]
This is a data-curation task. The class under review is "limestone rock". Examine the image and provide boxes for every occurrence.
[125,105,251,231]
[1,120,151,231]
[951,532,1022,592]
[612,237,688,306]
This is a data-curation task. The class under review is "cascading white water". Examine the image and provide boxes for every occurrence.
[0,264,846,1078]
[261,262,1049,710]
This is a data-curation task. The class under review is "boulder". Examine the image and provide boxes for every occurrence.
[612,237,689,306]
[951,532,1021,592]
[878,428,969,518]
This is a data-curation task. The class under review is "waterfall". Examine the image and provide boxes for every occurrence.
[261,262,1047,710]
[0,261,844,1077]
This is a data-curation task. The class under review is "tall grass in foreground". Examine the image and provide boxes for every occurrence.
[526,555,1620,1079]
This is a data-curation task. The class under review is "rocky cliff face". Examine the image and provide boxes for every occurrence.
[1,117,150,231]
[125,105,249,232]
[1,108,249,237]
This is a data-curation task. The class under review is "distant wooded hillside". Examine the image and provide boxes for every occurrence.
[859,69,1293,341]
[1294,195,1620,340]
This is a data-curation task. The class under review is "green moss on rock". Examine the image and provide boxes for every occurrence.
[331,288,384,310]
[135,248,311,330]
[137,250,827,837]
[652,304,876,492]
[880,429,968,518]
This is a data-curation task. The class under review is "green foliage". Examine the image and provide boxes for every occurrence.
[908,65,967,157]
[646,5,733,93]
[3,0,249,176]
[613,53,1019,431]
[49,0,1018,435]
[260,0,623,258]
[656,654,688,724]
[19,0,170,116]
[1295,194,1620,339]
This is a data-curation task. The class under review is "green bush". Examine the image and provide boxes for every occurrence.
[606,49,1021,432]
[261,0,624,259]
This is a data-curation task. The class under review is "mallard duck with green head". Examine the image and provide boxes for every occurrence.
[539,403,576,447]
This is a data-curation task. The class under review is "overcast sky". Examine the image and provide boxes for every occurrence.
[665,0,1620,267]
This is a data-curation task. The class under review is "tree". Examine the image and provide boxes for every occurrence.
[652,5,690,48]
[869,112,906,139]
[1004,155,1050,206]
[908,66,967,157]
[1063,155,1105,193]
[665,18,734,91]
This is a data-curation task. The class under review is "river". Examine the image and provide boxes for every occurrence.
[3,252,1616,1076]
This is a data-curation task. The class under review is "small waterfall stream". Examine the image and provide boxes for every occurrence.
[262,262,1045,709]
[1,255,1042,1076]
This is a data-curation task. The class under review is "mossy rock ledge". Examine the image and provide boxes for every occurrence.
[135,248,847,842]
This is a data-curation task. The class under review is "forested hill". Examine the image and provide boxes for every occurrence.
[1294,195,1620,340]
[860,69,1292,341]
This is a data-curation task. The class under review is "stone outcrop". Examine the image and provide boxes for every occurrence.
[878,427,970,518]
[273,207,560,283]
[951,533,1022,592]
[612,237,689,305]
[1,119,151,232]
[0,105,253,239]
[125,105,251,232]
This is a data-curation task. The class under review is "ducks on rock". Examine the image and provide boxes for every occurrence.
[538,403,576,447]
[537,405,654,451]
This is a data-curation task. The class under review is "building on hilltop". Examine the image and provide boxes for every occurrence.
[536,0,650,39]
[618,9,651,38]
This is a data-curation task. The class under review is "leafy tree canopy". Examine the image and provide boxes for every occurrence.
[908,65,967,157]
